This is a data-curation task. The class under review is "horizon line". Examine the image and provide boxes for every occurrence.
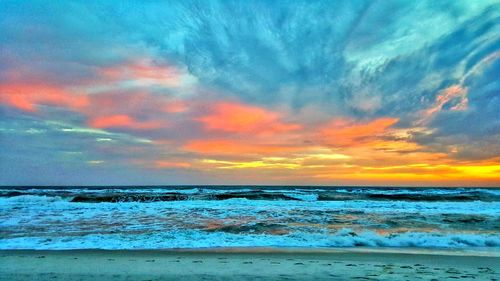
[0,184,498,189]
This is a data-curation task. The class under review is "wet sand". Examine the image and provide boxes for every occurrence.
[0,248,498,280]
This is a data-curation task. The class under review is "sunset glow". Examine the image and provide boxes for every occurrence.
[1,1,499,186]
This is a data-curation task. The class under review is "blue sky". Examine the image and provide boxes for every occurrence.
[1,1,499,186]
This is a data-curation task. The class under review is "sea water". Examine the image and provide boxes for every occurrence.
[0,186,499,251]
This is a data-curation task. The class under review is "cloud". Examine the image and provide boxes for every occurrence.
[99,59,180,86]
[0,83,89,112]
[421,85,468,122]
[198,101,300,135]
[88,114,164,130]
[319,117,399,147]
[1,0,499,185]
[183,139,301,156]
[154,161,191,169]
[200,159,300,170]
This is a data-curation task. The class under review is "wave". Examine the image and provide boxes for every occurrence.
[1,229,498,250]
[1,187,498,203]
[0,194,73,203]
[1,187,498,251]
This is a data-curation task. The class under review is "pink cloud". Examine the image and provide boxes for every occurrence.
[0,83,89,112]
[88,114,164,130]
[163,100,188,113]
[425,85,468,115]
[99,59,180,87]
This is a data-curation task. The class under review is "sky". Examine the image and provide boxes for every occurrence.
[1,0,499,186]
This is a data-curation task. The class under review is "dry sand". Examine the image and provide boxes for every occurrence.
[0,248,498,280]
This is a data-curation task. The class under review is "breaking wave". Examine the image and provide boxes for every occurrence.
[1,229,499,250]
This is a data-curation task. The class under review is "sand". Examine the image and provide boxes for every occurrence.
[0,248,498,280]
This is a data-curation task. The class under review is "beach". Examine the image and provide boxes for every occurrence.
[1,249,498,281]
[1,187,499,280]
[2,0,500,278]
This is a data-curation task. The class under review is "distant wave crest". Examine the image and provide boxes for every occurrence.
[1,187,498,203]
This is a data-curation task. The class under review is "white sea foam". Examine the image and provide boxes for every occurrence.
[1,229,499,250]
[1,195,71,203]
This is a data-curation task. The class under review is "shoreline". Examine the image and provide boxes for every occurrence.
[2,246,499,257]
[1,248,498,280]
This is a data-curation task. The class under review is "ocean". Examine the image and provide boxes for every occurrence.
[1,186,499,251]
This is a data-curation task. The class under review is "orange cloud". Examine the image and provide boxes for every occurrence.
[100,59,180,87]
[88,114,164,130]
[155,161,191,169]
[320,117,399,147]
[198,102,301,135]
[0,83,89,112]
[183,139,300,155]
